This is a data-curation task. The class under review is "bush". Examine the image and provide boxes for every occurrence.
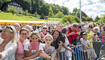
[55,11,64,18]
[40,14,44,19]
[23,10,29,16]
[40,14,48,19]
[7,8,19,14]
[62,15,80,24]
[33,12,40,18]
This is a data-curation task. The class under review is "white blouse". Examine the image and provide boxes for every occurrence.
[0,39,17,60]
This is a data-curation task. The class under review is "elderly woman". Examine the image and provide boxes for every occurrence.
[0,26,17,60]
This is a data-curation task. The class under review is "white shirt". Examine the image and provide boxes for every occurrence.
[60,34,69,52]
[80,38,90,46]
[0,38,17,60]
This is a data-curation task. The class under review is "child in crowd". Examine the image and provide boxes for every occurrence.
[43,34,56,60]
[80,32,97,60]
[24,32,51,60]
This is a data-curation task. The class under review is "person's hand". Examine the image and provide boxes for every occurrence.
[69,32,75,36]
[24,58,29,60]
[84,46,88,50]
[71,32,76,34]
[0,47,4,52]
[58,41,63,46]
[71,50,75,54]
[0,46,4,52]
[74,45,77,48]
[28,46,32,51]
[0,53,2,58]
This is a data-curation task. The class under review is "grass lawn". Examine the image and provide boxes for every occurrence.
[0,12,62,22]
[0,12,44,21]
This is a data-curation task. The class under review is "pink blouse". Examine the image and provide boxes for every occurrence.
[16,40,24,58]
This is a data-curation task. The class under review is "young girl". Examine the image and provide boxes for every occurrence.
[24,32,51,60]
[80,32,97,60]
[43,34,56,60]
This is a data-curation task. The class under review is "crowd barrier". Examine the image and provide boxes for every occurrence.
[93,42,105,60]
[28,45,89,60]
[97,54,105,60]
[72,45,88,60]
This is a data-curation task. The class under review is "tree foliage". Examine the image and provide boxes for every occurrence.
[0,0,69,17]
[55,11,64,18]
[49,7,54,17]
[99,15,105,23]
[62,15,80,24]
[95,16,100,22]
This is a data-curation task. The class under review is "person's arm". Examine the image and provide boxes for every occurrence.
[80,38,85,46]
[57,41,63,52]
[24,51,40,60]
[85,42,91,49]
[0,43,17,60]
[63,43,74,53]
[68,32,75,36]
[51,53,56,60]
[24,42,32,57]
[15,55,24,60]
[24,49,32,57]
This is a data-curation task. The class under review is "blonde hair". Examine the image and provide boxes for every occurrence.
[44,34,53,41]
[30,31,41,41]
[7,26,17,43]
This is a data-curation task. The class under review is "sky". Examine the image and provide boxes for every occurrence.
[44,0,105,18]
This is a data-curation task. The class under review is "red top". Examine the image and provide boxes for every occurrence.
[30,42,39,51]
[67,27,78,44]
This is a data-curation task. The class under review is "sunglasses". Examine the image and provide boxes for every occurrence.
[5,26,14,33]
[43,28,47,29]
[6,26,13,31]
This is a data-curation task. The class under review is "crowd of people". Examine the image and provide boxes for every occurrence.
[0,22,105,60]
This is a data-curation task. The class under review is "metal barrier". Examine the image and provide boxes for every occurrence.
[29,45,88,60]
[97,54,105,60]
[72,45,88,60]
[93,42,105,60]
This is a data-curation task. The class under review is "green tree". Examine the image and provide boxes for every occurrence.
[82,16,86,21]
[40,3,49,16]
[55,11,64,18]
[61,6,69,15]
[72,8,78,16]
[49,7,54,17]
[99,15,105,23]
[95,16,100,22]
[0,0,11,10]
[86,17,93,21]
